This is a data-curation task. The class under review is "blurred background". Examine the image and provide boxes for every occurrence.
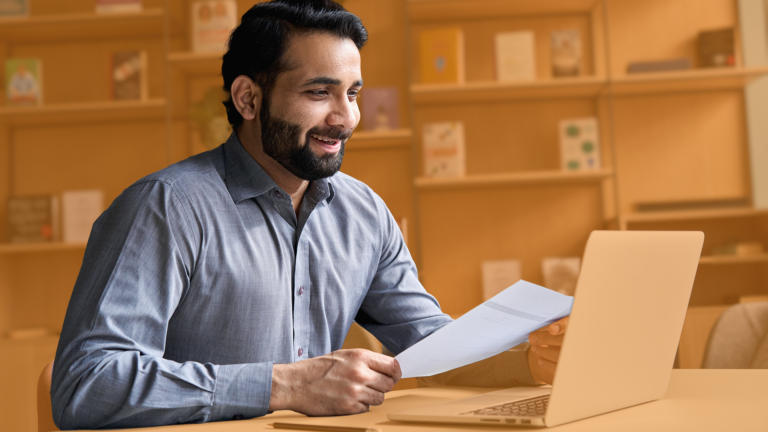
[2,0,768,430]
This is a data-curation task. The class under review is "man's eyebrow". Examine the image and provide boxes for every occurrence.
[302,77,364,87]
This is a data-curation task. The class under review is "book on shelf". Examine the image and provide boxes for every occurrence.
[361,87,399,131]
[541,257,580,296]
[110,50,148,101]
[61,190,104,244]
[8,195,59,244]
[0,0,28,17]
[495,31,536,82]
[5,58,42,106]
[96,0,142,14]
[419,27,464,84]
[192,0,238,53]
[422,121,465,178]
[698,28,735,68]
[559,117,601,172]
[551,30,581,77]
[627,58,691,74]
[482,260,521,301]
[191,86,232,150]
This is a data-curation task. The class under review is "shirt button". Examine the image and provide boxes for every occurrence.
[299,286,305,296]
[232,414,244,420]
[275,191,283,199]
[298,347,304,357]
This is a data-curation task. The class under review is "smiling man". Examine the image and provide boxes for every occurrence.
[50,0,567,429]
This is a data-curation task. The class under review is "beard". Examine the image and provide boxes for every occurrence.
[259,100,351,181]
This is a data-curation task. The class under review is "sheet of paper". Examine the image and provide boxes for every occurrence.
[396,280,574,378]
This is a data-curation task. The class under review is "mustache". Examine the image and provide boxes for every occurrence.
[306,126,353,141]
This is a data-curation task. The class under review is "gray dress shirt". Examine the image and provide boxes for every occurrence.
[51,132,533,430]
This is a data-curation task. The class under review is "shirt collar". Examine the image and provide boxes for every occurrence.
[223,131,336,205]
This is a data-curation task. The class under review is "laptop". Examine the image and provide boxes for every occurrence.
[388,230,704,428]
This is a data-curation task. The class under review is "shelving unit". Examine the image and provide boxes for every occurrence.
[0,99,167,125]
[0,242,86,255]
[0,8,170,43]
[414,169,613,190]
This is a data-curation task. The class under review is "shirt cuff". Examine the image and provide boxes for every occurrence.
[211,362,273,421]
[497,342,539,386]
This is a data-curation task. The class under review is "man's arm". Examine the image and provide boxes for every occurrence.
[51,181,270,429]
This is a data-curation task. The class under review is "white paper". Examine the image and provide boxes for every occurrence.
[62,190,104,244]
[396,280,573,378]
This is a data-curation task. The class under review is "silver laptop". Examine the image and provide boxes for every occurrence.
[389,230,704,428]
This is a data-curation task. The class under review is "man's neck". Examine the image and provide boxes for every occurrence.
[237,125,309,218]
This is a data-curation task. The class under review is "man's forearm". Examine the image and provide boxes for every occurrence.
[416,343,539,388]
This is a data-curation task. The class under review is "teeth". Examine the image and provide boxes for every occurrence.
[312,134,336,144]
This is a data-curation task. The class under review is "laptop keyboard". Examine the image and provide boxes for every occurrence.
[461,395,550,417]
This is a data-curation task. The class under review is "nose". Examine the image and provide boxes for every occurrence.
[327,93,358,130]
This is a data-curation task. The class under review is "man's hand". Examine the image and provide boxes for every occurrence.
[527,316,570,385]
[269,349,401,416]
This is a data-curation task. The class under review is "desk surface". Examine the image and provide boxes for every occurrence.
[73,370,768,432]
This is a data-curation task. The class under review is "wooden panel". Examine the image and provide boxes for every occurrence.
[415,169,613,189]
[11,122,169,205]
[612,91,750,214]
[409,14,596,84]
[8,251,84,333]
[411,77,606,104]
[413,98,601,176]
[605,0,740,75]
[418,184,604,315]
[678,306,730,368]
[0,337,59,432]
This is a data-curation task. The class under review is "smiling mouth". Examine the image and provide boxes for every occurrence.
[310,134,342,153]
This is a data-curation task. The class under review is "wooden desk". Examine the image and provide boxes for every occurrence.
[70,370,768,432]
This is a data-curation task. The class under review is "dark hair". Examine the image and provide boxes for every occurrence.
[222,0,368,127]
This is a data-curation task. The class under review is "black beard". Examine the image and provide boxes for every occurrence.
[260,103,350,181]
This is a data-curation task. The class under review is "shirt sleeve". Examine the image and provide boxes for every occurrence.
[51,180,272,430]
[356,199,537,386]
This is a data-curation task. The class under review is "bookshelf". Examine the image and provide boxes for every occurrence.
[414,169,613,190]
[0,242,87,254]
[0,99,167,125]
[0,8,170,43]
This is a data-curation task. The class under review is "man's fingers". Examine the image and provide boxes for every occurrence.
[528,330,563,346]
[354,385,386,408]
[535,356,557,382]
[531,345,561,363]
[363,350,401,381]
[363,369,396,393]
[548,316,570,335]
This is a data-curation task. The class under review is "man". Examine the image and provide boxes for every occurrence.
[51,0,568,429]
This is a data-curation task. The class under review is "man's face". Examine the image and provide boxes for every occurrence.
[260,32,362,181]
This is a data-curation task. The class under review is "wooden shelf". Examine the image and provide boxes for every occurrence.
[411,77,605,104]
[610,67,768,96]
[346,129,412,150]
[407,0,600,21]
[620,207,768,229]
[415,169,613,190]
[0,98,166,126]
[699,254,768,265]
[0,8,170,43]
[0,242,87,255]
[167,52,222,75]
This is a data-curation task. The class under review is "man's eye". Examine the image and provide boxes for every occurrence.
[348,91,359,98]
[309,90,328,96]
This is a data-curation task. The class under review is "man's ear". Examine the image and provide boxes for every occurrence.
[231,75,263,121]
